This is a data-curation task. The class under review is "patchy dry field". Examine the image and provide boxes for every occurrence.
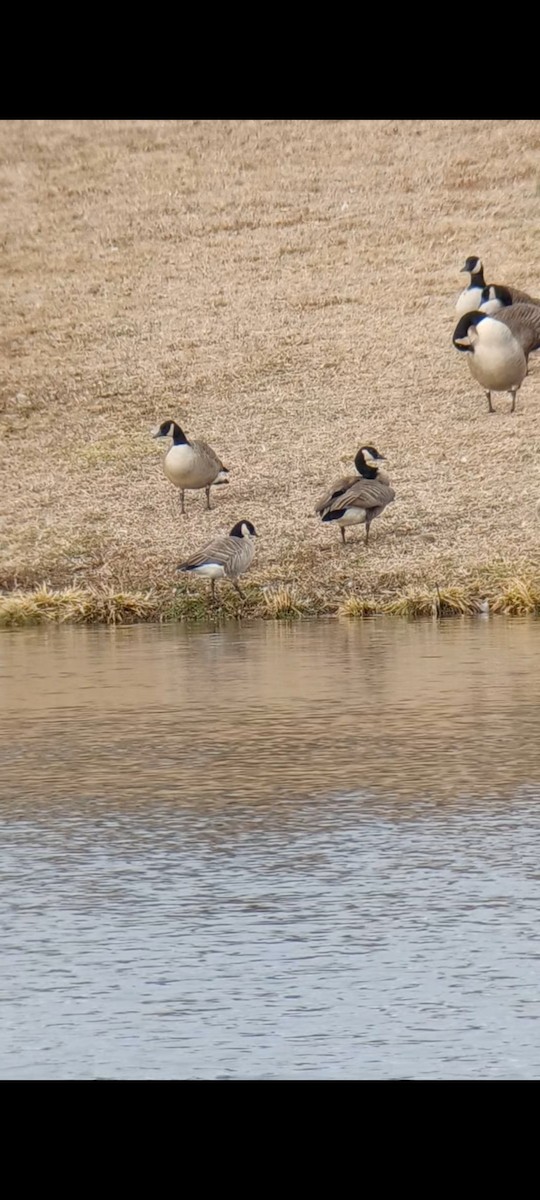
[1,119,540,622]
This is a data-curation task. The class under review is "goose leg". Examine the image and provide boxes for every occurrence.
[180,489,185,515]
[233,581,246,600]
[365,522,371,549]
[210,579,216,603]
[340,527,346,545]
[509,389,517,414]
[205,485,212,510]
[485,391,495,414]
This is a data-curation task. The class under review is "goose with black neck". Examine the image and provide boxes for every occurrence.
[152,419,229,515]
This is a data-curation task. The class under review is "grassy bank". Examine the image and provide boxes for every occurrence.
[2,559,540,626]
[2,120,540,612]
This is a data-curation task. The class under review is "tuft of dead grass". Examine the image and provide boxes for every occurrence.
[0,585,160,627]
[338,595,379,618]
[489,576,540,616]
[385,585,480,618]
[262,585,309,618]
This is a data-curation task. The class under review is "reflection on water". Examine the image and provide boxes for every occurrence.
[1,618,540,1078]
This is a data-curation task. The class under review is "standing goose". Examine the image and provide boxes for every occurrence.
[177,520,258,602]
[153,420,229,514]
[453,304,540,413]
[315,446,395,546]
[456,256,539,317]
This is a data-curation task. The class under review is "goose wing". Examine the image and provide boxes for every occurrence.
[179,533,253,577]
[192,438,228,474]
[315,472,357,514]
[178,533,234,572]
[496,303,540,355]
[322,478,395,515]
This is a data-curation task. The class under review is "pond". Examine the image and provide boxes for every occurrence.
[1,617,540,1078]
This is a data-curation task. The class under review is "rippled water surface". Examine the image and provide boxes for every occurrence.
[1,617,540,1079]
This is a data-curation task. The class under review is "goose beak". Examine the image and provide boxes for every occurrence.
[460,265,469,273]
[152,427,164,438]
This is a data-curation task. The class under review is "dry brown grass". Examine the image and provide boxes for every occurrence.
[0,584,160,626]
[2,119,540,619]
[3,563,540,625]
[261,584,309,618]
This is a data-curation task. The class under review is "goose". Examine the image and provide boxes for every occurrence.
[177,520,258,602]
[456,256,539,317]
[315,446,395,546]
[152,420,229,514]
[452,304,540,413]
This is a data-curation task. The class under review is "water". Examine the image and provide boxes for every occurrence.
[1,617,540,1079]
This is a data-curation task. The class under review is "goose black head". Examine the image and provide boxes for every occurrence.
[230,520,258,538]
[479,284,512,313]
[354,446,385,478]
[360,445,385,462]
[461,256,483,277]
[453,310,486,350]
[152,420,188,444]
